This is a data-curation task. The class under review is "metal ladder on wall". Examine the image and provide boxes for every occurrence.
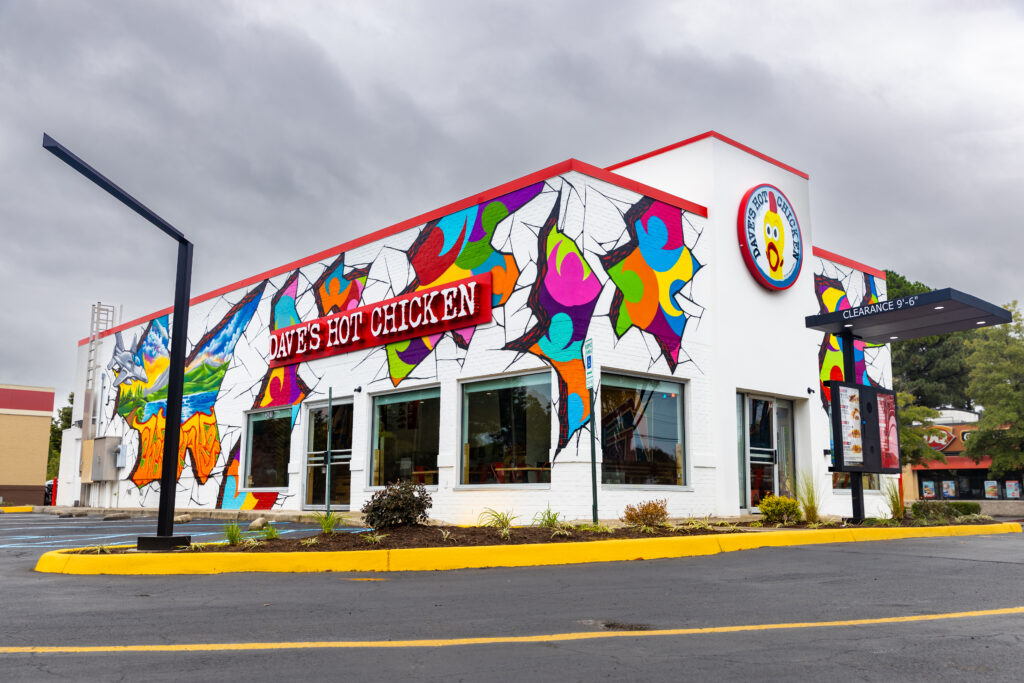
[78,303,119,506]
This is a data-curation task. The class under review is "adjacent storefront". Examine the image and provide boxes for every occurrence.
[57,132,899,523]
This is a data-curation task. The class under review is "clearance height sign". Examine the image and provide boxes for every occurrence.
[269,274,492,368]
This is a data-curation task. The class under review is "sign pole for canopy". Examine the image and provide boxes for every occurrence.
[326,387,332,514]
[584,338,598,524]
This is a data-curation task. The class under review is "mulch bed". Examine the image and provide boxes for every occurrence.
[200,524,742,553]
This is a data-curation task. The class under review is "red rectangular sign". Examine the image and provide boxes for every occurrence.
[269,274,492,368]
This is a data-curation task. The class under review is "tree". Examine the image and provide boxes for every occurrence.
[897,392,943,467]
[886,270,972,409]
[47,393,73,480]
[965,302,1024,475]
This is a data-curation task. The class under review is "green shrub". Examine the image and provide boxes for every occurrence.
[532,505,563,529]
[911,501,954,522]
[261,523,280,540]
[479,508,518,540]
[313,510,343,534]
[949,501,981,516]
[758,495,802,525]
[882,478,905,521]
[361,480,432,528]
[621,499,669,528]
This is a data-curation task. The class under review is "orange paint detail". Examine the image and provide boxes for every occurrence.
[128,408,222,487]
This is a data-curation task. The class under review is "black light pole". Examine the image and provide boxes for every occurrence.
[839,328,865,522]
[43,133,193,550]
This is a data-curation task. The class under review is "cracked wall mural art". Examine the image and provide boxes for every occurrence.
[314,253,369,316]
[385,182,544,385]
[505,194,602,451]
[217,272,310,510]
[814,270,884,409]
[601,197,702,372]
[112,282,266,487]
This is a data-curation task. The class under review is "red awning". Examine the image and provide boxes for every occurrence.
[912,455,992,470]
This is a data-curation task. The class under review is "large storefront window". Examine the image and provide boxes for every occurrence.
[305,401,353,508]
[601,374,684,486]
[461,373,552,484]
[245,408,291,488]
[371,388,440,486]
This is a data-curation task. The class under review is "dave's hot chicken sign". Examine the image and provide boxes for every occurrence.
[737,184,803,291]
[269,273,492,367]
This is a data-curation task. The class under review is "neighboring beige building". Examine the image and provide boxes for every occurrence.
[0,384,54,505]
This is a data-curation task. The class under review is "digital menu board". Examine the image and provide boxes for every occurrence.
[828,381,901,474]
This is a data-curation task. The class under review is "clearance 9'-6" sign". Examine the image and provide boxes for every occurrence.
[269,274,492,368]
[736,184,803,290]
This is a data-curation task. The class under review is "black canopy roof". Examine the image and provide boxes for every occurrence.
[805,288,1012,343]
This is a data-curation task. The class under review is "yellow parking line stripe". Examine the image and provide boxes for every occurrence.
[4,606,1023,654]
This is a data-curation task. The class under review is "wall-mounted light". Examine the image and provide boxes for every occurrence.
[353,386,362,393]
[807,387,816,395]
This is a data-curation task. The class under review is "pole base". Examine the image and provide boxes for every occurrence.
[137,535,192,551]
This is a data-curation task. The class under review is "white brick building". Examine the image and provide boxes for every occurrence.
[59,132,896,523]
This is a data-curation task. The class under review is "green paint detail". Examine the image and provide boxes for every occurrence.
[116,362,229,418]
[456,202,507,271]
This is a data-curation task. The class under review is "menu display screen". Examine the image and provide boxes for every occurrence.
[828,381,901,474]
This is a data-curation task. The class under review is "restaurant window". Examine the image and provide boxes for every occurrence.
[371,388,440,486]
[601,374,684,486]
[245,407,292,488]
[305,401,353,508]
[461,373,552,484]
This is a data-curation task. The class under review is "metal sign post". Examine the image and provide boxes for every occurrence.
[43,133,192,550]
[325,387,332,514]
[584,338,597,524]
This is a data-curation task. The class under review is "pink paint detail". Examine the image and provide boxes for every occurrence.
[546,250,601,308]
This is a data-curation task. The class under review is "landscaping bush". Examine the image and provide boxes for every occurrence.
[621,499,669,528]
[361,480,432,528]
[910,500,954,522]
[758,495,802,525]
[949,501,982,516]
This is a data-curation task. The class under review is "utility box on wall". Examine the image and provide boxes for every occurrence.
[87,436,122,482]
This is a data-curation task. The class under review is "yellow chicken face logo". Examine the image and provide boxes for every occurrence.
[763,192,785,279]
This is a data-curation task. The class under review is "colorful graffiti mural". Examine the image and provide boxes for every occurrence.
[814,271,884,409]
[313,253,368,316]
[385,183,544,385]
[506,196,602,451]
[114,283,265,487]
[601,197,701,371]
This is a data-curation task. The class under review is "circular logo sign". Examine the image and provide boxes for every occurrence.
[736,184,803,290]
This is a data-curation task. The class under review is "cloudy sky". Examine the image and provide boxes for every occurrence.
[2,0,1022,408]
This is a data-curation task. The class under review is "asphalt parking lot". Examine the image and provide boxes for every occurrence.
[0,511,342,551]
[3,512,1024,681]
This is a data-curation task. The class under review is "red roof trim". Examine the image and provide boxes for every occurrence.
[79,159,706,346]
[0,387,55,413]
[811,246,887,280]
[912,455,993,471]
[605,130,810,180]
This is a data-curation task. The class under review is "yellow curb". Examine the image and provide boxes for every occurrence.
[33,523,1022,575]
[0,506,34,513]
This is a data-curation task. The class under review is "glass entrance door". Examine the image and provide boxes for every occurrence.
[305,401,353,509]
[741,396,796,509]
[747,397,775,508]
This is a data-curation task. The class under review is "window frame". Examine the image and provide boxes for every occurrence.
[242,405,294,491]
[599,372,688,489]
[369,385,442,489]
[458,370,554,488]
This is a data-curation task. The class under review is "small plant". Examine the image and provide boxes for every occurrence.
[189,543,207,552]
[362,532,388,545]
[223,523,243,546]
[439,528,455,542]
[911,501,955,524]
[88,545,112,555]
[794,470,822,524]
[955,513,995,524]
[807,520,837,530]
[757,495,802,525]
[479,508,518,534]
[713,520,739,532]
[748,520,763,528]
[621,499,669,528]
[550,523,573,538]
[575,522,612,534]
[362,480,432,528]
[635,524,660,535]
[532,505,563,529]
[881,478,905,521]
[300,537,320,547]
[681,515,713,531]
[313,510,343,534]
[261,523,281,540]
[861,517,897,527]
[240,537,263,549]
